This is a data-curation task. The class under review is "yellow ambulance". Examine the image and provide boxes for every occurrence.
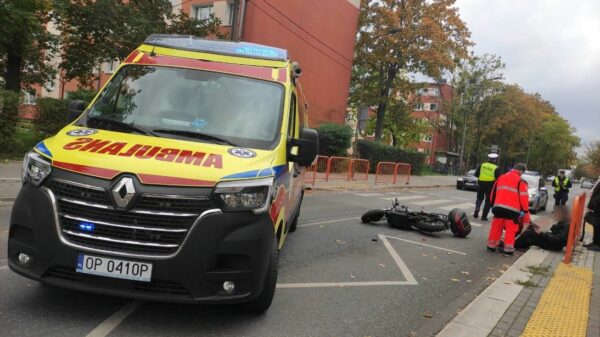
[9,34,318,312]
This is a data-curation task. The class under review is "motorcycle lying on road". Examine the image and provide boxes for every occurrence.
[361,198,472,238]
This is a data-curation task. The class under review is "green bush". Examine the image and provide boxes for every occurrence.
[67,89,97,104]
[34,97,70,138]
[0,90,20,151]
[357,140,427,175]
[316,123,353,156]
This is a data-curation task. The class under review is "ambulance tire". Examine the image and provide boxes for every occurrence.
[288,213,299,233]
[361,210,385,223]
[448,208,472,238]
[244,238,279,314]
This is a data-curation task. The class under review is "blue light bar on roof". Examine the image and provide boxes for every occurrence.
[144,34,288,62]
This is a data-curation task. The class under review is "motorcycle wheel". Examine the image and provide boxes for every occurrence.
[361,210,385,223]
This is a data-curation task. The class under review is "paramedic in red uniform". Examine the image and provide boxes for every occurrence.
[487,163,531,255]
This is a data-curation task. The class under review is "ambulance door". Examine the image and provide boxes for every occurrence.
[287,92,303,224]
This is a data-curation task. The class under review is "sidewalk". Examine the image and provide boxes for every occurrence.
[307,174,457,192]
[0,162,21,201]
[437,224,600,337]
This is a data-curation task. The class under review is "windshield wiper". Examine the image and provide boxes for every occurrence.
[86,116,158,137]
[152,129,238,146]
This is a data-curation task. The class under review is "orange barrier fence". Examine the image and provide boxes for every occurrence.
[350,159,370,181]
[326,156,352,181]
[375,162,397,184]
[395,163,412,185]
[564,192,587,264]
[307,155,330,186]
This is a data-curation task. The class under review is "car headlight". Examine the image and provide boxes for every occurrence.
[529,193,537,199]
[22,151,52,186]
[457,178,463,181]
[214,177,274,214]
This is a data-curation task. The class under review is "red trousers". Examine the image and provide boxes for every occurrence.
[487,217,519,252]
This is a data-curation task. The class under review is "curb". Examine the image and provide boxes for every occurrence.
[436,247,549,337]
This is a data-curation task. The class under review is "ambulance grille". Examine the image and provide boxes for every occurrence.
[47,178,213,256]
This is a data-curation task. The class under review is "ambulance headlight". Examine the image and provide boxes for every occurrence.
[22,151,52,186]
[214,177,273,214]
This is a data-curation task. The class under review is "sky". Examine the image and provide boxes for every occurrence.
[455,0,600,149]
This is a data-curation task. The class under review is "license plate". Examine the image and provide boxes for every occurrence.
[76,254,152,282]
[465,182,474,186]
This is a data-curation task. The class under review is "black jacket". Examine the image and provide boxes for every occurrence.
[541,221,570,247]
[588,181,600,213]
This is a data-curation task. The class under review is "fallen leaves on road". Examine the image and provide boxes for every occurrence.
[349,274,356,279]
[422,313,433,318]
[486,276,497,281]
[447,252,453,255]
[378,263,386,268]
[336,240,346,244]
[461,271,470,276]
[422,254,429,257]
[466,280,472,283]
[450,278,461,282]
[421,277,429,281]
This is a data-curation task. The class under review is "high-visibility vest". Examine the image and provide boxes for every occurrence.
[553,177,570,192]
[479,162,497,182]
[492,170,531,223]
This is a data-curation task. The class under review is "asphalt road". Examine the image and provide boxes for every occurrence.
[1,182,582,337]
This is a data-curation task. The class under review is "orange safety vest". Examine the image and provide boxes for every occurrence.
[491,170,531,223]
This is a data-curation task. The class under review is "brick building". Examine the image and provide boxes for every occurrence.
[409,82,457,167]
[26,0,361,128]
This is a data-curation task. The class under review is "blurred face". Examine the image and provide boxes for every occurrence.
[553,208,569,222]
[559,172,565,177]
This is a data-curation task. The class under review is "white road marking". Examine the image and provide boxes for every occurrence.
[298,217,359,228]
[0,177,20,181]
[411,199,453,206]
[277,234,418,288]
[353,193,385,197]
[382,235,467,255]
[381,195,427,201]
[469,222,484,227]
[439,202,475,211]
[86,301,143,337]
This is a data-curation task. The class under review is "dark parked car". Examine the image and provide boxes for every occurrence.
[457,169,478,191]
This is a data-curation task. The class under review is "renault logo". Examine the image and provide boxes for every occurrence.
[111,177,136,208]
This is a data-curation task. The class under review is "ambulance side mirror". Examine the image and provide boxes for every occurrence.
[288,128,319,167]
[67,100,87,123]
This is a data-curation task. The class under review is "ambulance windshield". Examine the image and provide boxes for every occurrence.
[83,65,284,149]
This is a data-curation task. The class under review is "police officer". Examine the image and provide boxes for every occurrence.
[473,153,500,221]
[552,170,572,208]
[487,163,531,256]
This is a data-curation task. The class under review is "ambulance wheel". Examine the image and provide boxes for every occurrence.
[288,214,298,233]
[361,210,385,223]
[244,238,279,313]
[448,208,472,238]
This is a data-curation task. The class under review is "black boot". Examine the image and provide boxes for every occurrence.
[473,210,479,219]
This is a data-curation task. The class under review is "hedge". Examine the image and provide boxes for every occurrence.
[316,123,353,157]
[33,97,70,138]
[0,90,20,151]
[357,140,427,175]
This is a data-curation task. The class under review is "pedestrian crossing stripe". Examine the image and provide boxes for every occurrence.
[411,199,453,206]
[381,196,427,201]
[439,203,475,211]
[353,193,385,197]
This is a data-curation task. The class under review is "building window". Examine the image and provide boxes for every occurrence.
[193,5,214,21]
[421,134,433,142]
[414,103,424,111]
[417,87,440,97]
[429,103,438,111]
[227,2,234,25]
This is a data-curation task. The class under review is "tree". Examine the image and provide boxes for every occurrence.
[352,0,471,140]
[585,140,600,172]
[54,0,222,86]
[0,0,58,92]
[450,54,505,170]
[364,96,426,147]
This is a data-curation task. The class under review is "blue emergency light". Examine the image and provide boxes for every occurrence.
[144,34,288,61]
[79,221,95,232]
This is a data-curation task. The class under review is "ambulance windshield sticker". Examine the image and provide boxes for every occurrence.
[228,148,256,159]
[67,129,98,137]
